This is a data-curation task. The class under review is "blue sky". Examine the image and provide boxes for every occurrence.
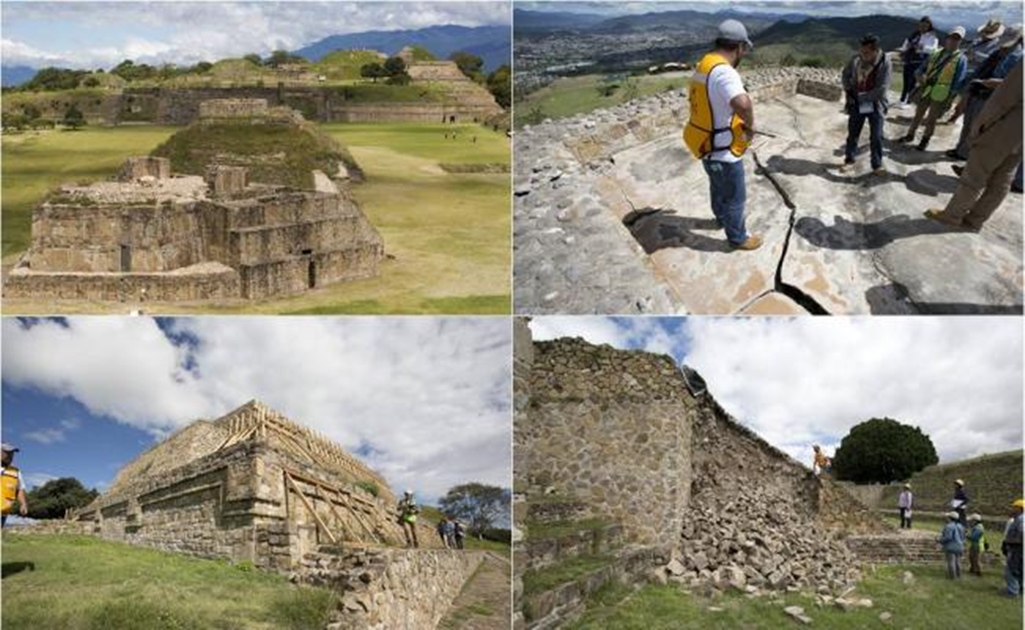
[529,316,1023,469]
[1,1,511,69]
[520,1,1024,29]
[1,317,511,506]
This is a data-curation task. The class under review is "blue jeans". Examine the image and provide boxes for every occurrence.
[1014,162,1023,191]
[901,59,923,103]
[702,159,748,245]
[845,108,884,169]
[1008,547,1023,595]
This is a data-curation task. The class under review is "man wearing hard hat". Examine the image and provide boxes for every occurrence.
[1003,498,1023,596]
[396,489,420,548]
[2,443,29,527]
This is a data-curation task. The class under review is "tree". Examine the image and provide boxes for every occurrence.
[360,62,385,83]
[62,104,86,130]
[243,53,263,67]
[450,51,484,82]
[24,477,99,520]
[832,417,939,484]
[486,64,511,109]
[382,56,411,85]
[265,50,304,68]
[439,483,510,537]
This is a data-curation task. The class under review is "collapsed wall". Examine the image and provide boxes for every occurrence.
[515,325,888,613]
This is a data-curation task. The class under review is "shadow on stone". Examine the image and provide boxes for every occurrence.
[794,214,957,250]
[765,155,902,188]
[865,283,1023,315]
[2,561,35,579]
[622,208,731,254]
[904,169,960,196]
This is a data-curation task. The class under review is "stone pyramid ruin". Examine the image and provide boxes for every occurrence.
[512,320,899,629]
[4,99,383,303]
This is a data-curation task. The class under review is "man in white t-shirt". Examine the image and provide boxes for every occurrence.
[696,20,761,250]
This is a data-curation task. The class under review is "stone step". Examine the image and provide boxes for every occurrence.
[525,521,625,571]
[524,498,589,525]
[845,533,1002,565]
[523,545,663,630]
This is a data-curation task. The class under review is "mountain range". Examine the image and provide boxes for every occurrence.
[513,8,810,35]
[294,24,510,72]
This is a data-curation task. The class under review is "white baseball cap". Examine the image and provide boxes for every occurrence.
[719,19,754,49]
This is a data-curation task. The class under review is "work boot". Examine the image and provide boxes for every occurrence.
[732,234,763,251]
[945,149,966,161]
[899,133,914,143]
[924,209,965,229]
[951,164,964,178]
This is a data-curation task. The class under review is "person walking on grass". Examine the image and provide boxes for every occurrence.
[938,510,965,579]
[683,19,762,251]
[841,34,891,174]
[967,514,987,576]
[900,27,968,151]
[898,483,914,529]
[1003,499,1023,597]
[453,520,466,550]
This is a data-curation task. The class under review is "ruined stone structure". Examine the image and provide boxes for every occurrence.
[71,400,485,629]
[514,66,1022,315]
[4,102,384,303]
[513,321,888,629]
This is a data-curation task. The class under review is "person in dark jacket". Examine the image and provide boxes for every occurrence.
[951,479,970,526]
[897,17,939,106]
[841,34,892,174]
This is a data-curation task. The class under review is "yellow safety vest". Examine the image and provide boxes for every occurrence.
[2,466,20,515]
[684,53,749,159]
[921,50,963,103]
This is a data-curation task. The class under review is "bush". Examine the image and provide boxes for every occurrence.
[800,57,825,68]
[355,481,379,497]
[833,417,939,484]
[269,587,336,630]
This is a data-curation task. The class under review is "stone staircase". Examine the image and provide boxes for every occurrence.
[518,498,665,630]
[845,529,1002,566]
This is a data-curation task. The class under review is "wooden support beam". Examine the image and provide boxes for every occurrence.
[284,471,338,545]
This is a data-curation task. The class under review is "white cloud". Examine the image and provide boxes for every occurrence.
[529,316,1023,467]
[23,417,82,445]
[2,317,511,503]
[22,471,58,489]
[2,2,511,70]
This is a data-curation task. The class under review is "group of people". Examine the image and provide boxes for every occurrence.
[900,478,1023,597]
[396,490,467,550]
[683,16,1023,250]
[435,514,467,549]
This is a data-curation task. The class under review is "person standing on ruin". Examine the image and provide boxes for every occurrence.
[1,443,28,527]
[683,19,762,251]
[841,34,891,175]
[900,27,968,151]
[453,520,466,550]
[924,59,1022,231]
[966,514,987,576]
[436,515,451,548]
[811,444,832,476]
[896,17,939,108]
[1003,499,1023,597]
[950,479,971,526]
[397,490,420,548]
[898,483,914,529]
[938,510,966,579]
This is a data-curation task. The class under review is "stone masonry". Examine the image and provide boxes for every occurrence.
[4,103,384,304]
[514,322,892,627]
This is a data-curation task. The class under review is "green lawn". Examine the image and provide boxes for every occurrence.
[1,533,336,630]
[514,74,686,127]
[1,126,177,256]
[1,121,511,314]
[566,563,1022,630]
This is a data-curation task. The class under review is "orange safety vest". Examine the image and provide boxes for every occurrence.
[683,53,750,159]
[2,465,21,515]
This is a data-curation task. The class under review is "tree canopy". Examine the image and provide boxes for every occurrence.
[438,482,509,536]
[832,417,939,484]
[24,477,99,520]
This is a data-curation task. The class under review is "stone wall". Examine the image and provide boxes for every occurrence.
[522,337,694,548]
[2,264,242,302]
[326,102,496,123]
[301,548,484,630]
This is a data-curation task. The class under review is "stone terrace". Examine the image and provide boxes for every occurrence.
[513,66,1023,315]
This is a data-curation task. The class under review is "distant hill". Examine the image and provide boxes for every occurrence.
[1,65,37,87]
[294,24,510,72]
[754,14,929,65]
[513,9,608,33]
[587,10,778,35]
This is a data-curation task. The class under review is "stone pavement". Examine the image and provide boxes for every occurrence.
[438,552,512,630]
[514,68,1023,314]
